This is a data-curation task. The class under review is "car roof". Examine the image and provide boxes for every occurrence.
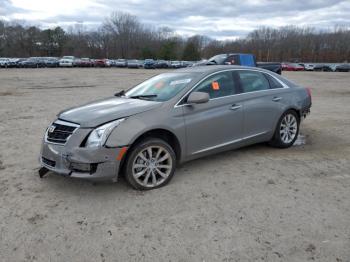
[176,65,267,74]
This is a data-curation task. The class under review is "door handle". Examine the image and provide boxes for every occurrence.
[230,104,242,111]
[272,97,282,102]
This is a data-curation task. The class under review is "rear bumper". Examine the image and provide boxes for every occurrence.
[301,105,311,120]
[39,141,127,182]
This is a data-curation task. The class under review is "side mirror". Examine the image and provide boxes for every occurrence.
[187,92,209,104]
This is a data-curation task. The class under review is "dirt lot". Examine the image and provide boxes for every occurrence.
[0,68,349,262]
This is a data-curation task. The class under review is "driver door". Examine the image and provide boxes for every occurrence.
[182,71,244,156]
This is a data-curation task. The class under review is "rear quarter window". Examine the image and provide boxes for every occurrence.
[274,74,299,87]
[264,74,284,89]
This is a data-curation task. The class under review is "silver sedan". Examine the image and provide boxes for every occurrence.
[39,65,312,190]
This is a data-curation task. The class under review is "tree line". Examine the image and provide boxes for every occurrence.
[0,11,349,62]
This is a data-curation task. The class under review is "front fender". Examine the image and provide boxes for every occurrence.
[105,109,186,159]
[105,117,148,147]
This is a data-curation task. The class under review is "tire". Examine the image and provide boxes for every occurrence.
[269,110,300,148]
[124,138,176,190]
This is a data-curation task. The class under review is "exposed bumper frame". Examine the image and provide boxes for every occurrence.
[39,141,128,182]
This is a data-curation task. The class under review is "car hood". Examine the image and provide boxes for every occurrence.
[58,97,162,127]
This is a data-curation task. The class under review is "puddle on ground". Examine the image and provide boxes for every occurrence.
[293,134,306,146]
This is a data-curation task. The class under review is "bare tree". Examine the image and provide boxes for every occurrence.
[0,14,349,62]
[103,12,141,58]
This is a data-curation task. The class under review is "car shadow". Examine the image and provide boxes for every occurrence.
[40,171,132,196]
[177,143,270,171]
[39,143,270,195]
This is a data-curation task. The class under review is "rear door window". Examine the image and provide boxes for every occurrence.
[237,70,270,93]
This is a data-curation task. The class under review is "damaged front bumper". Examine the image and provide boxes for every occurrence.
[39,122,127,182]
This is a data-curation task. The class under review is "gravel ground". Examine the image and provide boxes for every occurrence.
[0,68,349,262]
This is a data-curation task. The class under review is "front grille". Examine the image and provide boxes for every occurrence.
[46,120,78,144]
[42,157,56,167]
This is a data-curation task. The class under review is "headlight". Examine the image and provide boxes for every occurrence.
[86,118,125,148]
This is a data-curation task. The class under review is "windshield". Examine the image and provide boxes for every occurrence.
[125,73,195,102]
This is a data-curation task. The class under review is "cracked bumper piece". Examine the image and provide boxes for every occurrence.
[39,142,128,181]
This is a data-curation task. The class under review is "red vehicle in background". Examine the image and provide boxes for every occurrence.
[94,59,111,67]
[282,63,304,71]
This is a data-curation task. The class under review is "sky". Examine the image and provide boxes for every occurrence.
[1,0,350,40]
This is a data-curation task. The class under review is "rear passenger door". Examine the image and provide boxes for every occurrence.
[236,70,287,138]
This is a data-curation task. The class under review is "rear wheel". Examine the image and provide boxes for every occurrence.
[269,110,300,148]
[124,138,176,190]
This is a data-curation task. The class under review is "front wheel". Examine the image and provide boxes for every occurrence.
[269,110,300,148]
[124,138,176,190]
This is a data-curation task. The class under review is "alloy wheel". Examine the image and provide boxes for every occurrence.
[279,113,298,144]
[132,146,173,188]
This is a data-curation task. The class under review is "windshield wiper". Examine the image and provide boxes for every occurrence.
[130,94,157,99]
[114,90,125,97]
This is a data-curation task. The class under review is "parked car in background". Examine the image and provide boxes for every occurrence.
[195,54,282,74]
[94,59,111,67]
[39,65,312,189]
[6,58,20,68]
[43,57,59,68]
[282,63,304,71]
[281,63,289,70]
[127,59,141,68]
[144,59,156,69]
[76,58,93,67]
[35,57,48,68]
[18,57,46,68]
[17,58,28,68]
[182,61,194,67]
[313,64,333,72]
[109,59,118,67]
[59,56,76,67]
[0,58,10,67]
[330,64,338,71]
[335,64,350,72]
[299,63,314,71]
[116,59,128,67]
[13,58,27,67]
[155,60,169,68]
[170,61,182,68]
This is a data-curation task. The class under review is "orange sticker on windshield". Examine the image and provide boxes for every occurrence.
[155,81,165,89]
[212,81,220,90]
